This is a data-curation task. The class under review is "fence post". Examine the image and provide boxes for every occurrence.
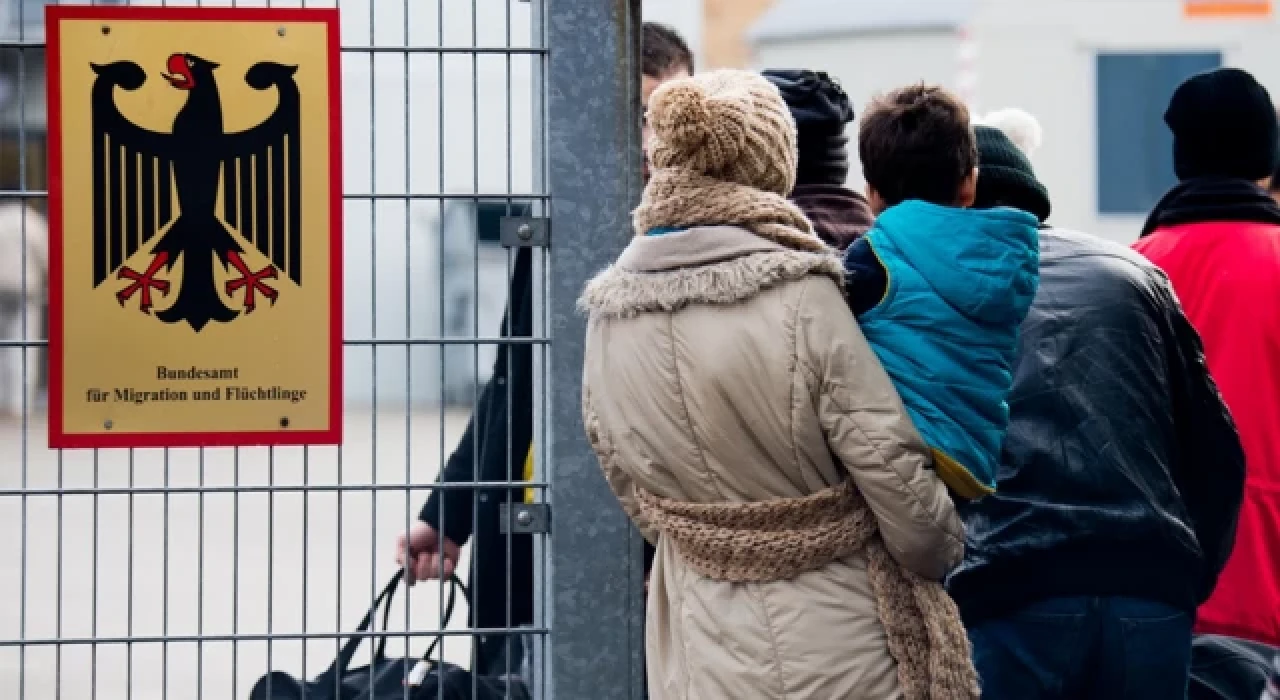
[543,0,646,698]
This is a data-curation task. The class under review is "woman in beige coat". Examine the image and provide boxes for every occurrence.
[579,70,978,699]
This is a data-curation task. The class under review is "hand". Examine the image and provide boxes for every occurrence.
[396,521,461,585]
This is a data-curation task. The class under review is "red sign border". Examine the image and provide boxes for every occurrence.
[46,5,344,449]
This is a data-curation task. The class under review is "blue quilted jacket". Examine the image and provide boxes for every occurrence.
[844,200,1040,499]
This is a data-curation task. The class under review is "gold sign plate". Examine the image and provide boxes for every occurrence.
[47,6,343,448]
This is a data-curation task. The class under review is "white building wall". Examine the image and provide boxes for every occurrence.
[974,0,1280,243]
[752,32,959,193]
[340,0,703,406]
[750,0,1280,245]
[340,0,536,407]
[643,0,706,69]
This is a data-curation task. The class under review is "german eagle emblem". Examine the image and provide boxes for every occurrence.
[90,54,302,332]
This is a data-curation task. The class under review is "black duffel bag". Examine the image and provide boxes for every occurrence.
[250,570,526,700]
[1188,634,1277,700]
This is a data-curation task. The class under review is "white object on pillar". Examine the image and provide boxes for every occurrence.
[956,25,980,115]
[978,108,1045,158]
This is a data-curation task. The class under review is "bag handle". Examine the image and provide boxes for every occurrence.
[324,569,472,680]
[418,571,469,665]
[326,569,404,678]
[406,572,471,686]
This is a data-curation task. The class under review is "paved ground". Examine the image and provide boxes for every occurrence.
[0,408,485,700]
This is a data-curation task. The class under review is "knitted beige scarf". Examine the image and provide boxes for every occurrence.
[637,482,980,700]
[633,167,830,254]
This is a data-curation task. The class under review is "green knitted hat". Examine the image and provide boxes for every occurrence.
[974,125,1051,223]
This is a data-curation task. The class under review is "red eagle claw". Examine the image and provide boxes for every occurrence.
[224,250,278,313]
[116,251,171,314]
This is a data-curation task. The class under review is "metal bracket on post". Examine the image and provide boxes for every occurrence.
[500,502,552,534]
[500,216,550,248]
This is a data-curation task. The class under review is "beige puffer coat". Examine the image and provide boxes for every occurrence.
[580,225,966,699]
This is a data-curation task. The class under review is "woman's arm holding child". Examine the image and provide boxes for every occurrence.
[796,276,965,581]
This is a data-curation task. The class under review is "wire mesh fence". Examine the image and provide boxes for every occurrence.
[0,0,653,698]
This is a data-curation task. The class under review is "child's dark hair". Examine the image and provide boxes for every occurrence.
[642,22,694,79]
[859,84,978,207]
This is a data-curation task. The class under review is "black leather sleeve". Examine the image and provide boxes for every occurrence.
[420,249,535,547]
[418,371,510,547]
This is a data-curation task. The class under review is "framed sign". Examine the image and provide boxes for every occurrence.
[47,5,343,448]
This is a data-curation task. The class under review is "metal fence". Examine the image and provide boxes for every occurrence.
[0,0,644,698]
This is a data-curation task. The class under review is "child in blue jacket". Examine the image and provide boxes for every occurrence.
[845,85,1040,500]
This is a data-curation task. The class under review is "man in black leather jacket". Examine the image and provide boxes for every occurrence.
[946,121,1246,698]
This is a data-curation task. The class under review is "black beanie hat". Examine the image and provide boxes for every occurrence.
[1165,67,1280,181]
[762,69,854,187]
[973,125,1052,223]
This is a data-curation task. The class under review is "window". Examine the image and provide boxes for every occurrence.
[0,47,46,212]
[1096,51,1222,214]
[0,43,45,390]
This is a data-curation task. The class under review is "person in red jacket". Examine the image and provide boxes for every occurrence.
[1135,66,1280,647]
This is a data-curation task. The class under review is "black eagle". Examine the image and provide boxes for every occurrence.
[90,53,302,332]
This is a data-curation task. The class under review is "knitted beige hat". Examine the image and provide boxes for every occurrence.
[648,69,799,197]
